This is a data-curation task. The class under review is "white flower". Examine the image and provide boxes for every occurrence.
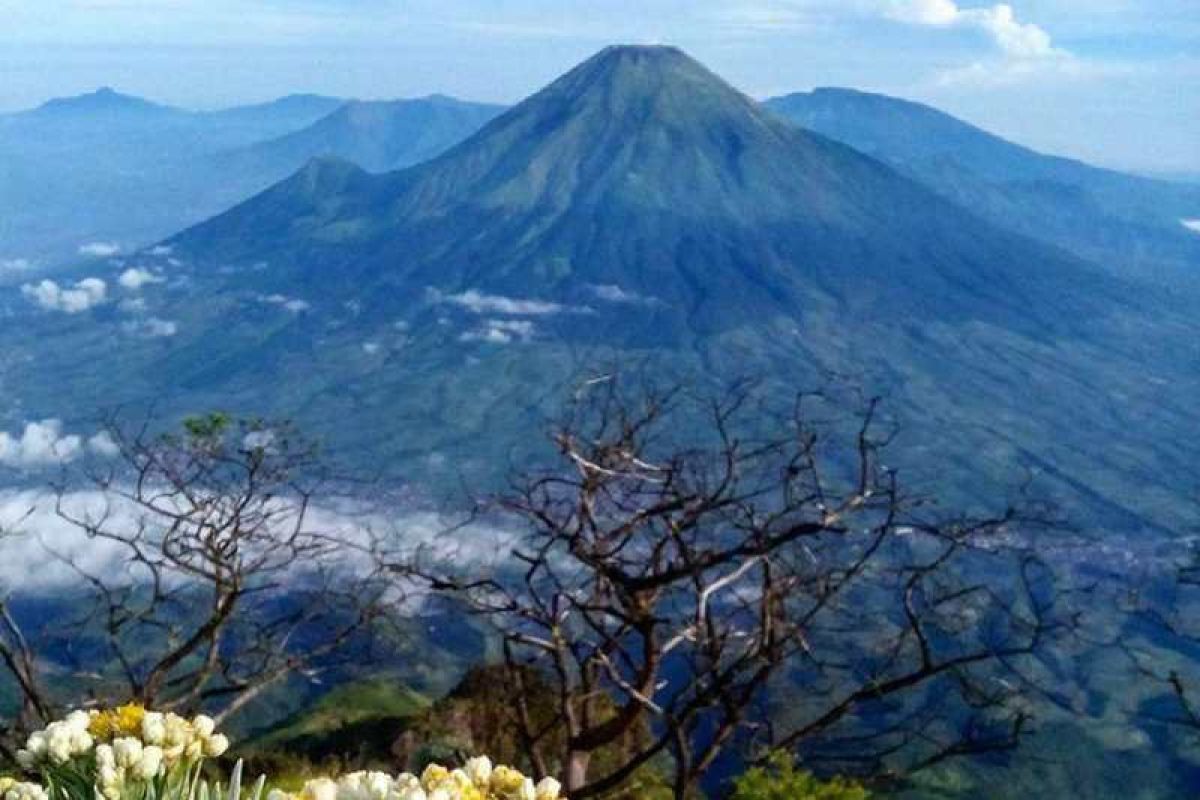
[301,777,338,800]
[142,712,167,745]
[65,711,92,732]
[25,732,47,758]
[394,788,426,800]
[95,744,117,771]
[113,737,144,769]
[534,777,562,800]
[70,729,94,753]
[267,791,294,800]
[518,778,537,800]
[46,732,73,764]
[135,745,164,780]
[192,715,216,738]
[426,791,451,800]
[464,756,492,787]
[163,714,192,748]
[97,764,121,791]
[203,733,229,758]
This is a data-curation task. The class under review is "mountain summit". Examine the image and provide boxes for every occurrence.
[31,87,178,118]
[174,44,1119,335]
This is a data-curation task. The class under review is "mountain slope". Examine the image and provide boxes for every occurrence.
[764,87,1200,287]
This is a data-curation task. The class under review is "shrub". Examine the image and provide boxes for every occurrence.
[732,753,869,800]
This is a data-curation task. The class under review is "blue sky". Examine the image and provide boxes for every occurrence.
[0,0,1196,173]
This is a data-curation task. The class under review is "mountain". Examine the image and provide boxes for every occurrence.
[764,87,1200,288]
[176,46,1126,334]
[3,46,1197,541]
[0,89,488,264]
[202,93,347,142]
[26,86,181,122]
[231,95,504,174]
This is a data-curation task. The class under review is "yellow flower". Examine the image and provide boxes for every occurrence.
[88,704,146,741]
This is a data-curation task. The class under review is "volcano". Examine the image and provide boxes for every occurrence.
[173,45,1126,339]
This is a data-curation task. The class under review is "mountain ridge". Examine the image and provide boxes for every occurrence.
[764,87,1200,286]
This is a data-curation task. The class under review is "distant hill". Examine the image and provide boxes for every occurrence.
[0,88,491,264]
[764,87,1200,288]
[230,96,505,174]
[27,86,182,122]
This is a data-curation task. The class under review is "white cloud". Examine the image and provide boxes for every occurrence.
[148,245,174,256]
[884,1,1058,58]
[460,319,536,344]
[78,241,121,258]
[428,288,590,316]
[117,267,164,290]
[587,284,661,306]
[257,293,310,313]
[362,341,381,355]
[21,277,107,313]
[0,419,117,468]
[1182,219,1200,234]
[123,317,178,338]
[878,0,1078,86]
[87,431,120,458]
[1,258,33,273]
[0,488,514,594]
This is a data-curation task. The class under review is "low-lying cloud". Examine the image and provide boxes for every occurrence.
[0,420,117,468]
[78,241,121,258]
[587,283,661,307]
[0,488,514,594]
[1182,219,1200,234]
[460,319,537,344]
[429,288,590,316]
[21,277,107,313]
[122,317,178,338]
[118,267,165,290]
[257,293,311,313]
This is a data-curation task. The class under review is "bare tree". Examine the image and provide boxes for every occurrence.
[0,412,393,739]
[1119,531,1200,736]
[399,380,1074,798]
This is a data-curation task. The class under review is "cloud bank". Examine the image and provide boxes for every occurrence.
[21,277,107,313]
[429,288,590,316]
[0,420,116,468]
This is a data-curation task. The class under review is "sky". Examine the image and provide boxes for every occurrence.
[0,0,1196,173]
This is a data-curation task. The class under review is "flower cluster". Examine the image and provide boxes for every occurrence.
[11,706,230,800]
[273,759,563,800]
[3,707,565,800]
[0,778,49,800]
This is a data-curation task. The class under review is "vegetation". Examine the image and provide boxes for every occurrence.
[732,753,868,800]
[394,381,1072,797]
[0,414,391,743]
